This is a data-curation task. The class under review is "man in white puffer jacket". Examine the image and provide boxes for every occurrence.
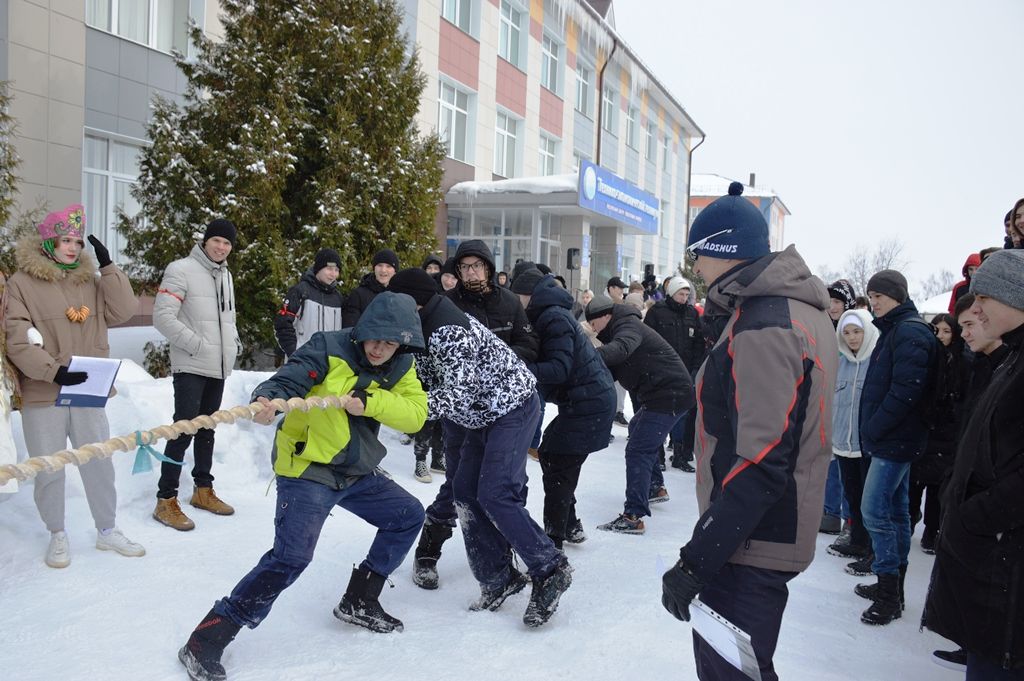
[152,218,241,531]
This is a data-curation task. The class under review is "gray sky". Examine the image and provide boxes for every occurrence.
[615,0,1024,296]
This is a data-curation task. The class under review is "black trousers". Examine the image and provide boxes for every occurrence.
[836,455,872,549]
[909,479,941,537]
[413,420,443,462]
[538,450,589,548]
[694,563,797,681]
[157,372,226,499]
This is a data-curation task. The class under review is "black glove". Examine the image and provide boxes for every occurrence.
[661,558,704,622]
[54,365,89,386]
[88,235,111,268]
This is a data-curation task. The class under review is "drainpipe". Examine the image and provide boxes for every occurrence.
[595,37,618,167]
[684,133,706,243]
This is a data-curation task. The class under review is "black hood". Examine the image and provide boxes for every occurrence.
[359,271,387,293]
[596,303,642,344]
[300,268,338,294]
[422,254,444,270]
[454,239,496,278]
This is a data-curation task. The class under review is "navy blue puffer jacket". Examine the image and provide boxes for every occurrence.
[859,300,940,462]
[525,275,615,455]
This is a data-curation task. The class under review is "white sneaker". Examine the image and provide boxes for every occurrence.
[414,461,432,483]
[96,528,146,557]
[45,531,71,568]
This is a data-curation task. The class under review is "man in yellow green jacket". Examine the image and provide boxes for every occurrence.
[178,292,427,681]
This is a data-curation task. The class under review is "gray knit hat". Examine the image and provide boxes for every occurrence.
[585,294,615,321]
[970,249,1024,310]
[866,269,908,304]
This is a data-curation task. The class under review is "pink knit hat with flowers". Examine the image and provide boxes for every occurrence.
[38,204,85,241]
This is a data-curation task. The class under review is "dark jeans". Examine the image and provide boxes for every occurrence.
[836,455,871,549]
[624,407,681,517]
[424,419,466,527]
[158,372,225,498]
[908,479,941,537]
[694,563,797,681]
[450,393,560,590]
[214,473,423,629]
[862,456,912,575]
[413,419,443,462]
[538,450,588,547]
[966,654,1024,680]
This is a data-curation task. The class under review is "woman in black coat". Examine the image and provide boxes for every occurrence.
[512,269,615,548]
[909,313,967,552]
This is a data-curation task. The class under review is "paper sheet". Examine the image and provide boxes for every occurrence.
[690,598,762,681]
[55,356,122,408]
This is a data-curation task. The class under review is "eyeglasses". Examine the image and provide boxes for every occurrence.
[458,261,487,273]
[685,228,733,260]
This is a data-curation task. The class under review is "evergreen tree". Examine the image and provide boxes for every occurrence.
[119,0,445,360]
[0,82,23,275]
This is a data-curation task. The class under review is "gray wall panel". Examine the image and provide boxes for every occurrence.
[85,67,120,115]
[118,41,148,83]
[86,30,119,74]
[0,0,8,81]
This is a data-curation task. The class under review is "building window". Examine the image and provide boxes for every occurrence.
[689,206,701,224]
[494,112,519,178]
[86,0,190,55]
[499,1,525,69]
[540,34,560,94]
[572,150,589,175]
[438,81,473,163]
[662,135,673,174]
[645,120,657,162]
[539,134,558,176]
[575,64,592,117]
[601,86,617,134]
[625,106,639,150]
[82,134,145,264]
[442,0,473,34]
[660,200,669,234]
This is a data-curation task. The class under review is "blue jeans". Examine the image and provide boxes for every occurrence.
[823,458,849,519]
[214,473,424,628]
[450,392,560,590]
[861,456,912,575]
[624,407,682,517]
[966,653,1024,680]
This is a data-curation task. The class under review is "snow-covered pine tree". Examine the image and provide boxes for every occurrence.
[0,82,22,275]
[119,0,444,360]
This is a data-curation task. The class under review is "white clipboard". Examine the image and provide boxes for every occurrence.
[690,598,762,681]
[55,356,121,408]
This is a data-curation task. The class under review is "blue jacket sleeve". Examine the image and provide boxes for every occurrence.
[528,314,575,388]
[862,325,933,442]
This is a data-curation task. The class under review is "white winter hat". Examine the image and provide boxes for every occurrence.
[666,277,692,298]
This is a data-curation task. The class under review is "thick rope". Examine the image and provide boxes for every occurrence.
[0,394,351,486]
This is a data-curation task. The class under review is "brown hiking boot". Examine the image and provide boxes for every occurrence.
[154,497,196,531]
[190,487,235,516]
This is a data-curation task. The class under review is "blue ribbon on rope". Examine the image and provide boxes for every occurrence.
[132,431,185,475]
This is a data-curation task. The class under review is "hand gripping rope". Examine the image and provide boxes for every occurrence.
[0,394,351,487]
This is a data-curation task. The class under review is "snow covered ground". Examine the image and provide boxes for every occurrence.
[0,365,958,680]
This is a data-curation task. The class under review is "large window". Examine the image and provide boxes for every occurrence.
[82,134,145,264]
[442,0,473,34]
[625,106,639,150]
[540,34,560,93]
[539,134,558,176]
[86,0,190,55]
[499,1,525,69]
[662,134,673,175]
[494,112,519,178]
[645,120,657,162]
[602,86,617,134]
[575,64,592,117]
[438,81,473,163]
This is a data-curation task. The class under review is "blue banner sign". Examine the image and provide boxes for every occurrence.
[578,160,660,235]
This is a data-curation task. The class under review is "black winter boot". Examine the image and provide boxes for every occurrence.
[855,565,906,610]
[178,608,241,681]
[860,573,902,625]
[671,442,694,472]
[334,565,403,633]
[523,557,573,627]
[412,520,454,590]
[470,567,530,612]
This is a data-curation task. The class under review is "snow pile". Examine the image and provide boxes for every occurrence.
[447,174,577,199]
[0,368,956,680]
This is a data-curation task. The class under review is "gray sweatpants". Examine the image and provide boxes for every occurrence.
[21,406,116,532]
[616,382,626,412]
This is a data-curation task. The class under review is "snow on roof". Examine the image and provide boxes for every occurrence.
[447,174,578,198]
[690,173,782,200]
[920,290,953,315]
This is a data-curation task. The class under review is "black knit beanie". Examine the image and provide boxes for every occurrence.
[866,270,909,304]
[510,268,545,295]
[313,248,340,273]
[204,218,236,246]
[373,249,400,269]
[388,267,440,306]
